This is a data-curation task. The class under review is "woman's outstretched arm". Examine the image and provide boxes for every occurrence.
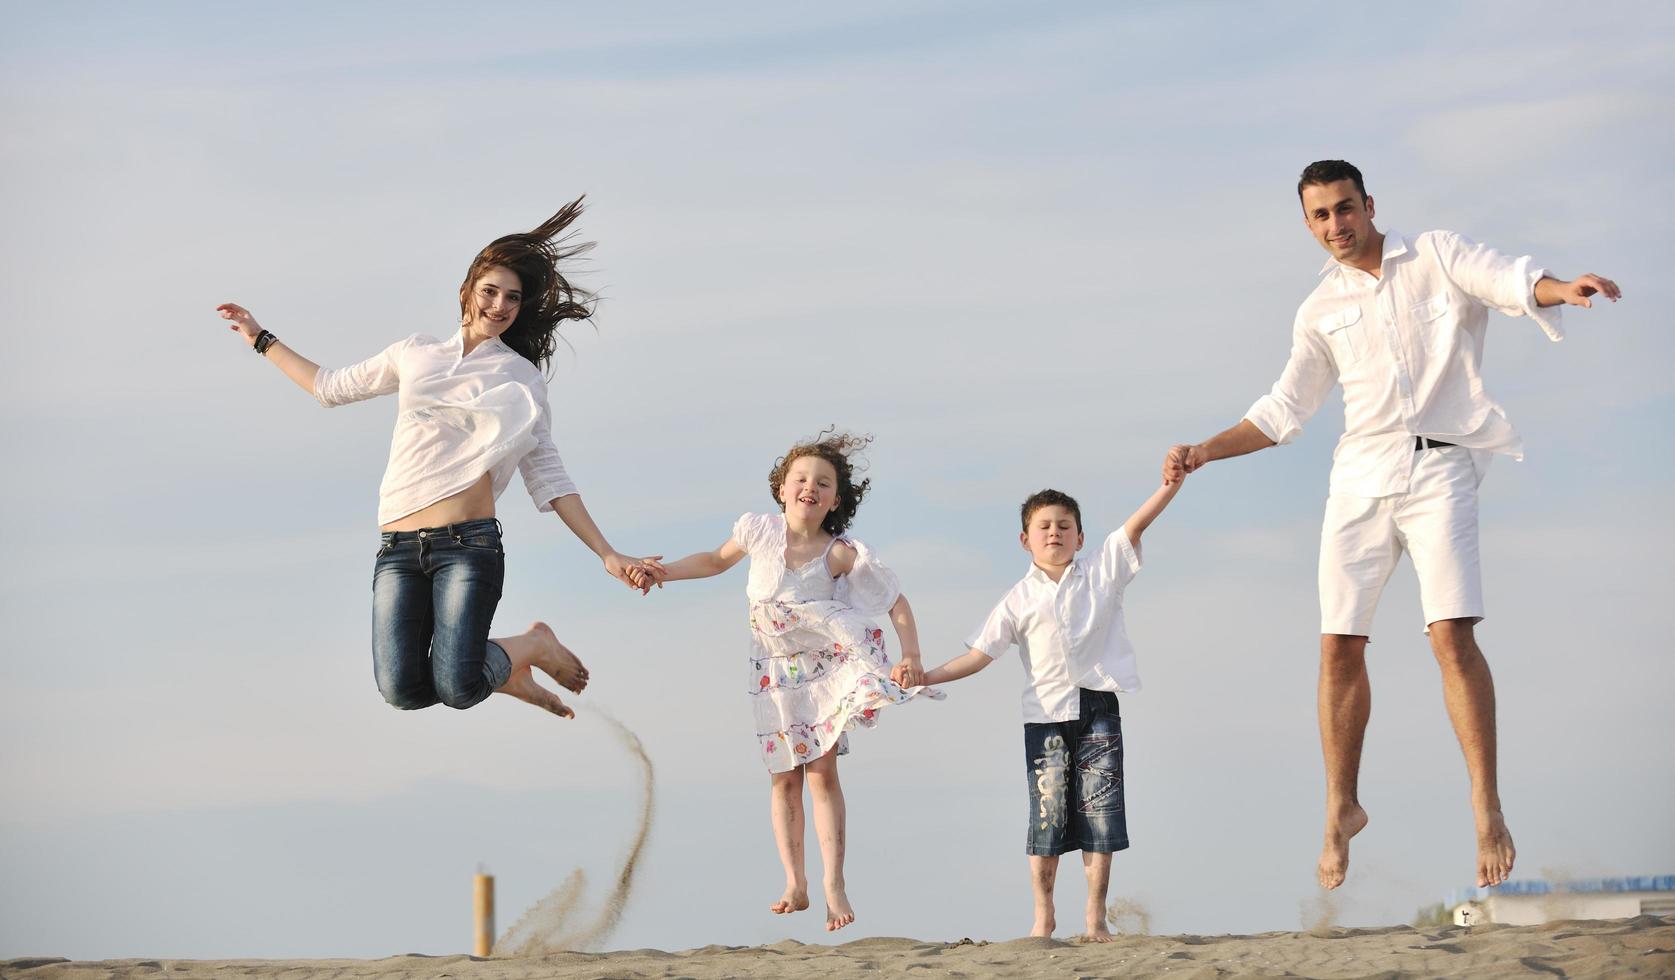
[551,494,666,592]
[217,303,320,395]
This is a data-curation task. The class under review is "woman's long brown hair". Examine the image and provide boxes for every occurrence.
[459,196,596,371]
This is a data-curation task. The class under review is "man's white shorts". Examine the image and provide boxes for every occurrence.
[1319,446,1487,637]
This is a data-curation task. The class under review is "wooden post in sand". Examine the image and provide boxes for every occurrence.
[473,870,495,956]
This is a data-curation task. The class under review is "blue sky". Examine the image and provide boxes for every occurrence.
[2,0,1672,960]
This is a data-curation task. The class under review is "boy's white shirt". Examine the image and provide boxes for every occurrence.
[966,527,1143,723]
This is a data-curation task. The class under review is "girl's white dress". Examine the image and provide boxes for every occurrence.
[733,513,942,773]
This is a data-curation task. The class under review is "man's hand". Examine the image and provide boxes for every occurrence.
[1539,273,1622,308]
[1163,444,1206,485]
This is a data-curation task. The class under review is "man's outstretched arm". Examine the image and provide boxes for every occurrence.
[1164,420,1277,485]
[1534,273,1622,309]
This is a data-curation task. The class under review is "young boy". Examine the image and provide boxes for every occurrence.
[914,478,1182,941]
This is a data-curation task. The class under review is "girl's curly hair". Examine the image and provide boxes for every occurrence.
[459,196,596,372]
[768,429,873,536]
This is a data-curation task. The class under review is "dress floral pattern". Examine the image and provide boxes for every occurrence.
[733,513,942,773]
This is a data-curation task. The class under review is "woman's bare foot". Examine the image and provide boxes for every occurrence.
[494,665,573,718]
[1476,810,1516,887]
[824,882,854,931]
[769,884,809,915]
[526,622,588,693]
[1318,802,1369,889]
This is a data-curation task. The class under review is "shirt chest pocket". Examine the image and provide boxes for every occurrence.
[1316,305,1366,365]
[1409,292,1453,353]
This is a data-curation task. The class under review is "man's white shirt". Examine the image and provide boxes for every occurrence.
[966,528,1143,724]
[1244,230,1563,498]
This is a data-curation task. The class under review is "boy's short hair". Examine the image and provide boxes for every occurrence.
[1020,489,1081,532]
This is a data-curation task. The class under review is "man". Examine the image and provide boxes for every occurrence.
[1164,160,1620,890]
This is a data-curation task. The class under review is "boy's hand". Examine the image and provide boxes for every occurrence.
[1163,444,1204,485]
[891,655,924,688]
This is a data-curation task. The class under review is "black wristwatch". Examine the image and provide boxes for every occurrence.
[253,330,279,355]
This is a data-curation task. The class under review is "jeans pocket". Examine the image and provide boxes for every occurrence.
[456,534,504,554]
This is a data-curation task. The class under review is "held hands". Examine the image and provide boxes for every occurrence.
[890,653,924,688]
[1555,273,1623,308]
[217,303,263,345]
[605,552,667,596]
[1163,444,1206,485]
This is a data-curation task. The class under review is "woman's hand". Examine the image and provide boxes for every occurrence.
[605,552,666,595]
[217,303,263,346]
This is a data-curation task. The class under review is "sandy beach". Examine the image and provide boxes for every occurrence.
[7,914,1671,979]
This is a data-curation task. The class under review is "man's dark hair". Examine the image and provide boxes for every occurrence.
[1297,160,1367,203]
[1020,489,1081,532]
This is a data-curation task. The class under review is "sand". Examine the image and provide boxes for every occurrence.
[6,914,1672,979]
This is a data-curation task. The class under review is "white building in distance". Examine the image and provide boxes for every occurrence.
[1451,875,1675,927]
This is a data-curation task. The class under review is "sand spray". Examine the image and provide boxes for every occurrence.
[1105,897,1153,935]
[495,711,655,954]
[1302,891,1339,936]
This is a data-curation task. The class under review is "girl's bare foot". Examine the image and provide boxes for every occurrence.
[527,622,588,693]
[494,664,573,718]
[824,882,854,931]
[769,885,809,915]
[1476,810,1516,887]
[1318,802,1369,889]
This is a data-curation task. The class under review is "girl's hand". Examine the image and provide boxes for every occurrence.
[606,552,665,595]
[217,303,263,346]
[891,654,924,688]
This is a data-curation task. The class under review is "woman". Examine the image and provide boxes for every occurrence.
[218,198,659,718]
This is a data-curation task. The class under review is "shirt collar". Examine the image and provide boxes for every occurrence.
[1318,229,1408,276]
[1025,557,1081,588]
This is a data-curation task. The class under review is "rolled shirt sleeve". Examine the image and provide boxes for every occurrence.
[517,376,579,512]
[1243,313,1338,445]
[1434,230,1564,342]
[313,337,408,407]
[965,598,1018,660]
[1096,528,1143,594]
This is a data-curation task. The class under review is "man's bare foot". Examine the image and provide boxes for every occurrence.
[526,622,588,694]
[1030,912,1055,938]
[1476,810,1516,887]
[1080,918,1115,943]
[824,883,854,931]
[1318,803,1369,889]
[494,665,573,718]
[769,885,809,915]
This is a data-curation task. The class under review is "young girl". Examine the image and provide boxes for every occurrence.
[216,198,660,720]
[653,432,940,931]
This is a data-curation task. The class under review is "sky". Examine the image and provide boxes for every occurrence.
[2,0,1672,961]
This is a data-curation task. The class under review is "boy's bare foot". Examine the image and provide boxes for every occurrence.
[1030,911,1055,938]
[1081,915,1115,943]
[770,887,809,915]
[1476,810,1516,887]
[527,622,588,694]
[1317,802,1369,889]
[824,883,854,931]
[494,665,573,719]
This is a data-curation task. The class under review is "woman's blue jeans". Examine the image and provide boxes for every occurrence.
[371,518,513,710]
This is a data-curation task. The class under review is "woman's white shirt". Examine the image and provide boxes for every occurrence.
[313,332,577,525]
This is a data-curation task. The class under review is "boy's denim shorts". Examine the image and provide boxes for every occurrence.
[1023,688,1129,856]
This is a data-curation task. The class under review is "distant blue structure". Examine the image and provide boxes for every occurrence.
[1448,875,1675,925]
